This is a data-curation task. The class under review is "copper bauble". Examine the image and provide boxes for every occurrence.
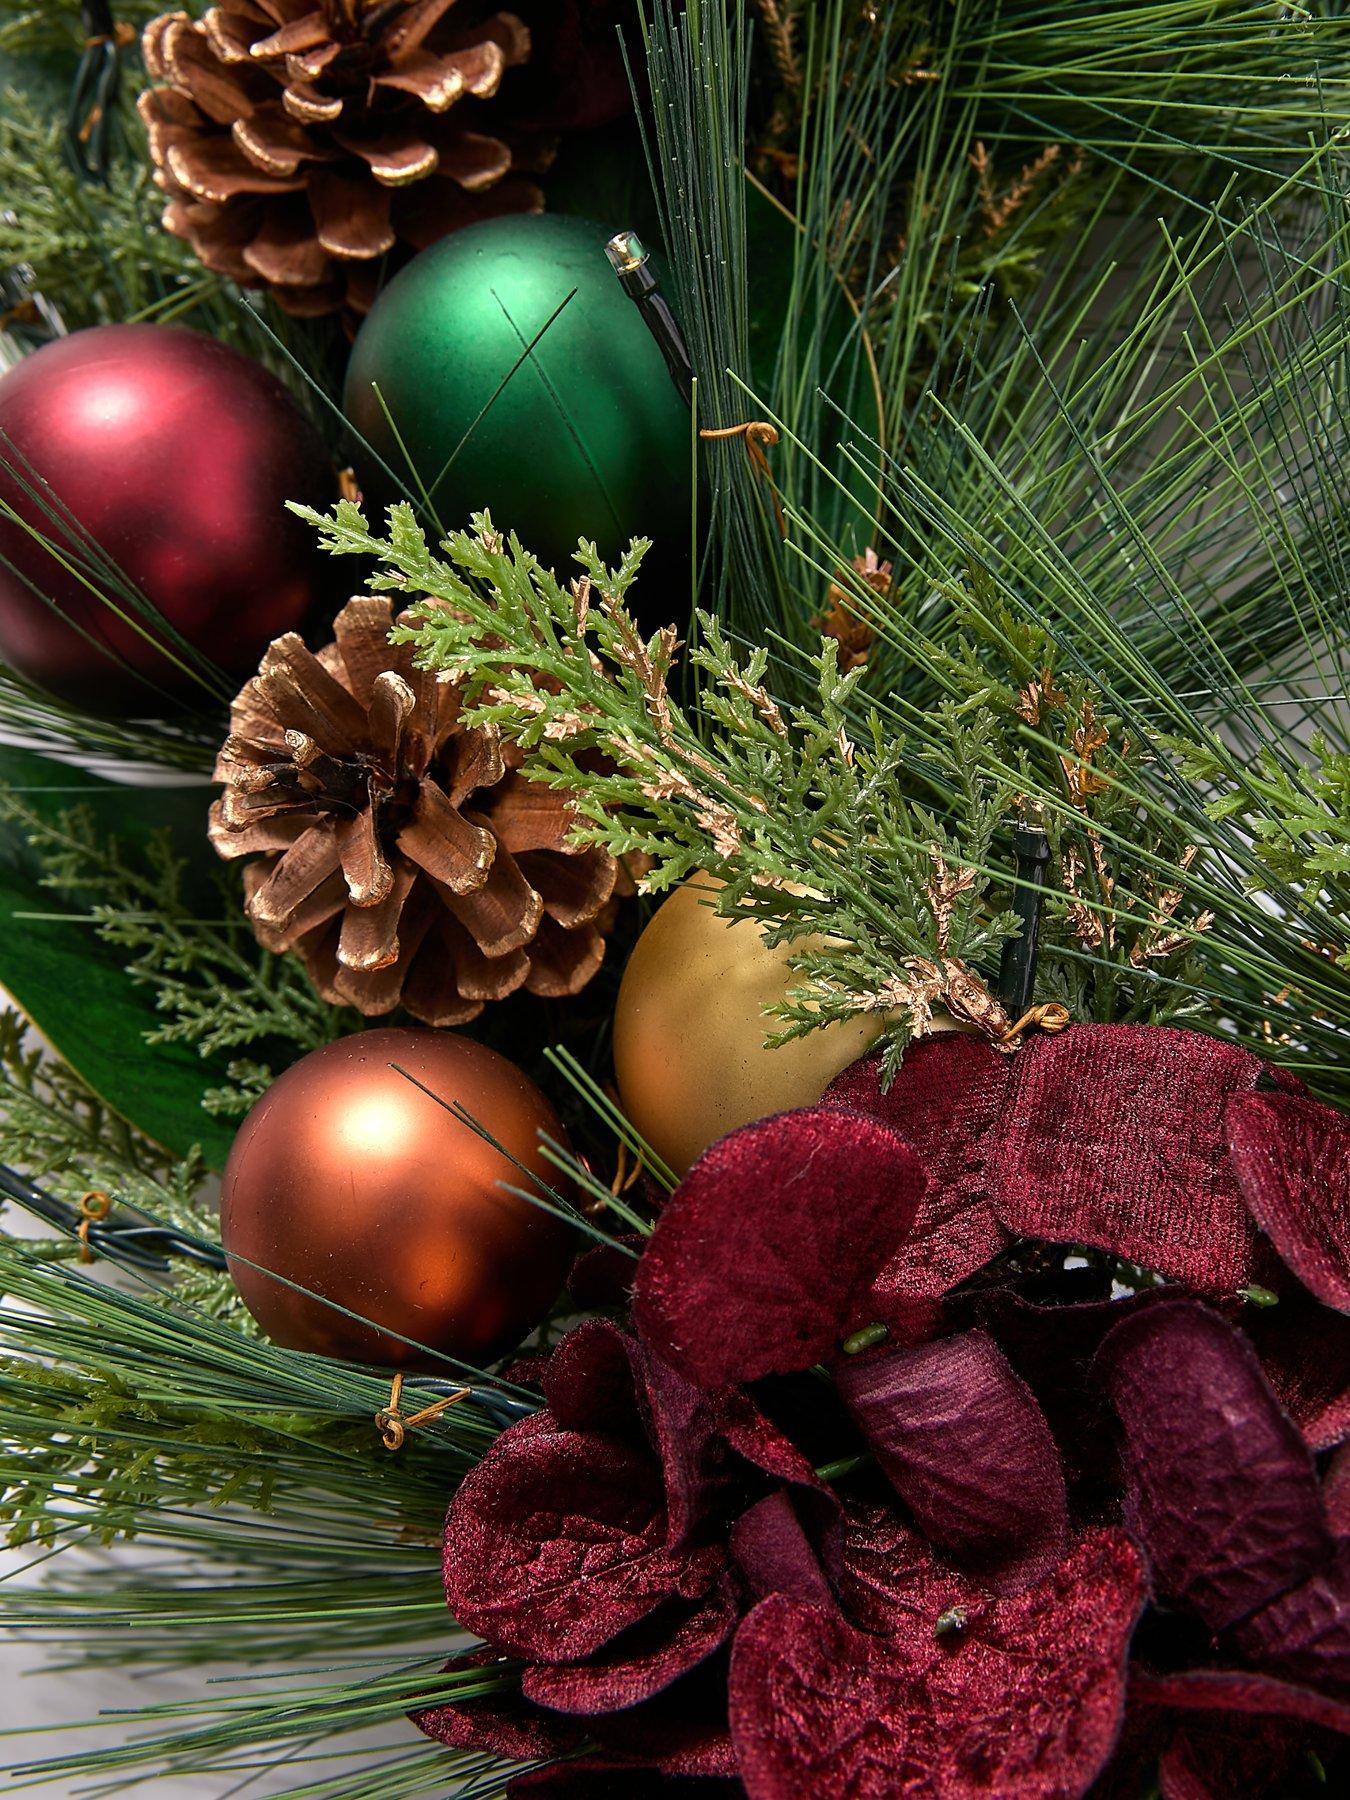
[613,874,887,1177]
[0,324,336,710]
[220,1029,575,1367]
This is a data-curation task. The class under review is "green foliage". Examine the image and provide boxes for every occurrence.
[0,4,1346,1795]
[658,0,1350,649]
[774,146,1350,1099]
[0,0,170,59]
[0,1007,238,1327]
[0,747,346,1154]
[0,1232,519,1795]
[1177,733,1350,917]
[9,794,344,1104]
[298,499,1210,1083]
[0,85,214,332]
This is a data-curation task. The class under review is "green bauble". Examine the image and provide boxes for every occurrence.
[344,215,692,594]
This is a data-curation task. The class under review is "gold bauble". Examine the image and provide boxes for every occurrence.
[613,874,886,1176]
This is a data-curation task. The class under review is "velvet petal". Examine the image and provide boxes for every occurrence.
[442,1417,722,1662]
[1233,1540,1350,1701]
[837,1329,1068,1594]
[1229,1089,1350,1312]
[732,1489,838,1610]
[822,1035,1013,1315]
[1098,1300,1331,1630]
[415,1651,579,1760]
[729,1530,1143,1800]
[1158,1722,1307,1800]
[1132,1666,1350,1732]
[634,1107,925,1390]
[988,1025,1263,1292]
[522,1586,738,1715]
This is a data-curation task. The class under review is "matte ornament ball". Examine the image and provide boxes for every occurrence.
[220,1029,576,1367]
[344,214,692,589]
[613,874,889,1178]
[0,324,336,710]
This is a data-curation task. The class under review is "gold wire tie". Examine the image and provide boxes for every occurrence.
[375,1372,471,1452]
[83,24,137,48]
[998,1002,1072,1049]
[699,421,788,537]
[76,1189,113,1262]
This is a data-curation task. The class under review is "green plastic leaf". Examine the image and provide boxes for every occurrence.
[0,744,236,1168]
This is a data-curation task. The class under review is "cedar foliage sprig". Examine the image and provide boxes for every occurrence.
[305,499,1021,1080]
[1170,732,1350,959]
[298,499,1209,1078]
[0,790,345,1115]
[0,89,211,333]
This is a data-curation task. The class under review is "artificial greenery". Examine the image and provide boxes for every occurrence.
[283,497,1206,1085]
[0,0,1345,1794]
[0,758,347,1149]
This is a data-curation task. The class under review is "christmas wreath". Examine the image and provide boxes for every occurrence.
[0,4,1347,1798]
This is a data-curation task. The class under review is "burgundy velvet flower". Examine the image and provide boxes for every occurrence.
[425,1024,1350,1795]
[730,1527,1145,1799]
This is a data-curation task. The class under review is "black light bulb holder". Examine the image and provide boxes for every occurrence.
[997,824,1052,1018]
[67,2,126,184]
[605,229,695,405]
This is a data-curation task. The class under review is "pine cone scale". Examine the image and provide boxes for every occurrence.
[201,8,256,65]
[244,863,344,954]
[518,846,615,929]
[524,915,604,997]
[242,203,333,284]
[283,79,344,123]
[376,45,491,110]
[367,670,416,767]
[438,130,511,191]
[329,596,394,700]
[397,779,495,893]
[233,104,330,176]
[444,724,506,806]
[309,167,396,257]
[451,941,530,1004]
[337,126,441,185]
[480,772,579,854]
[388,0,471,59]
[259,636,370,747]
[337,862,415,971]
[249,820,343,926]
[252,17,332,62]
[439,842,543,956]
[167,137,305,201]
[336,805,393,907]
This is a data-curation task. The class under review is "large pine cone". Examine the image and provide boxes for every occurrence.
[210,597,624,1025]
[139,3,549,319]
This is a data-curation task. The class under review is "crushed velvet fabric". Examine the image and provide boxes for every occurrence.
[423,1024,1350,1794]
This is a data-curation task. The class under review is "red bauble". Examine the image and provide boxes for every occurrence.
[0,324,336,710]
[220,1029,577,1368]
[509,2,638,131]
